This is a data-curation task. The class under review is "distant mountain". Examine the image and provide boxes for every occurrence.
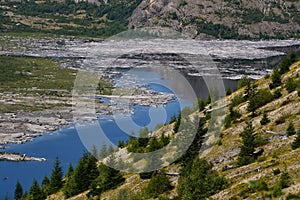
[129,0,300,39]
[0,0,299,39]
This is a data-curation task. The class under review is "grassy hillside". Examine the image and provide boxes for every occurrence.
[1,0,300,39]
[0,0,142,38]
[16,54,299,200]
[130,0,300,39]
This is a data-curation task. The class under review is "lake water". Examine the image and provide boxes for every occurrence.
[0,68,217,199]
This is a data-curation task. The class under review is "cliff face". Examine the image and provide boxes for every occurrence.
[129,0,300,39]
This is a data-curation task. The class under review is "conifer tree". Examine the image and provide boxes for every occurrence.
[238,120,256,166]
[291,129,300,150]
[287,122,296,136]
[41,176,50,195]
[146,173,172,198]
[14,181,23,200]
[270,68,281,89]
[65,163,74,178]
[29,179,45,200]
[64,152,99,197]
[177,157,227,199]
[49,157,63,194]
[88,163,124,197]
[260,112,270,125]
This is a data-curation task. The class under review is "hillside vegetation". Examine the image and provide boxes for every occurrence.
[13,53,300,199]
[130,0,300,39]
[1,0,300,39]
[0,0,141,37]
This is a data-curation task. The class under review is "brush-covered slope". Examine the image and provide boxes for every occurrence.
[129,0,300,39]
[42,59,300,200]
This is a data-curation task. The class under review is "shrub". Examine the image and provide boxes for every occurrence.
[231,94,245,107]
[248,89,273,115]
[291,129,300,149]
[224,115,232,129]
[238,120,256,166]
[145,173,172,198]
[270,68,281,89]
[287,122,296,136]
[273,89,282,99]
[285,78,296,93]
[260,112,270,125]
[275,114,291,125]
[273,168,281,175]
[178,158,228,199]
[279,171,290,189]
[238,76,251,89]
[226,88,232,96]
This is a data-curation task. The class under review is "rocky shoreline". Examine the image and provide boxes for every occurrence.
[0,152,46,162]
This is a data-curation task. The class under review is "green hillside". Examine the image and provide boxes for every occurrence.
[0,0,142,38]
[14,53,300,200]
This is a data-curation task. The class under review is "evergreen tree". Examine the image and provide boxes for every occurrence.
[205,94,211,105]
[99,143,108,159]
[107,144,115,155]
[197,98,205,111]
[270,68,281,89]
[273,88,282,99]
[238,120,256,166]
[88,163,124,197]
[42,176,50,188]
[64,152,99,197]
[291,129,300,150]
[41,176,50,195]
[145,173,172,198]
[226,88,232,96]
[178,157,228,199]
[287,122,296,136]
[14,181,23,200]
[173,112,181,133]
[260,112,270,125]
[238,75,250,89]
[285,78,296,93]
[4,193,9,200]
[279,171,290,189]
[49,157,63,194]
[280,52,297,75]
[65,163,74,178]
[29,179,45,200]
[63,175,77,198]
[91,145,99,159]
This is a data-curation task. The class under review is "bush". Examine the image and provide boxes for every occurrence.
[279,171,290,189]
[275,114,291,125]
[287,122,296,136]
[280,52,297,75]
[291,129,300,150]
[273,89,282,99]
[238,76,251,89]
[248,89,273,115]
[270,68,281,89]
[260,112,270,125]
[231,94,245,107]
[285,78,296,93]
[178,158,228,199]
[145,173,172,198]
[226,88,232,96]
[273,168,281,175]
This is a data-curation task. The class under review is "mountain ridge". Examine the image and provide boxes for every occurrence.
[1,0,300,39]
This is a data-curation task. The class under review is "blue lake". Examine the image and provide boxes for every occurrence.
[0,69,195,199]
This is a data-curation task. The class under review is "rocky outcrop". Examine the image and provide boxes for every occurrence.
[129,0,300,39]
